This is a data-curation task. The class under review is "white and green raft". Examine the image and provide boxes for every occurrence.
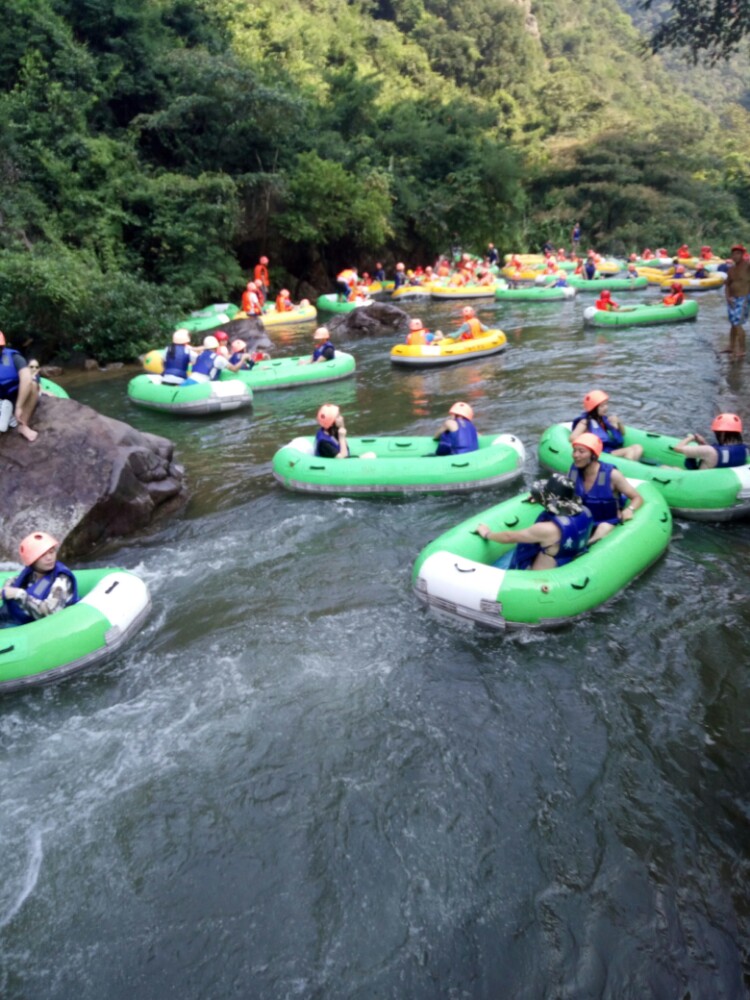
[127,373,252,415]
[272,433,526,495]
[539,421,750,520]
[0,568,151,694]
[232,352,355,391]
[412,482,671,629]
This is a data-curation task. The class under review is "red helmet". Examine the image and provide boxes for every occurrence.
[215,330,229,342]
[449,401,474,421]
[317,404,340,429]
[711,412,742,433]
[19,531,59,567]
[583,389,609,412]
[572,433,603,457]
[671,282,682,291]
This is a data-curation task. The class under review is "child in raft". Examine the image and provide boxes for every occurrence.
[0,532,78,627]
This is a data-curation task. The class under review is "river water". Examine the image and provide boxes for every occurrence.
[1,291,749,999]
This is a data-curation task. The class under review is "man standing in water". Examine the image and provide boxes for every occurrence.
[724,244,750,360]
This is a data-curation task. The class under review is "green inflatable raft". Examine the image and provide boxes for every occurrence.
[174,303,240,333]
[538,421,750,520]
[583,300,698,327]
[272,433,526,496]
[127,373,253,415]
[316,294,373,314]
[565,276,649,292]
[228,352,356,391]
[40,378,69,398]
[0,568,151,694]
[412,481,671,629]
[495,285,576,302]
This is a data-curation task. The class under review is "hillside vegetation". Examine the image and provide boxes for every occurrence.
[0,0,746,360]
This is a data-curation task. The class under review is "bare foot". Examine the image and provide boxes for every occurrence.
[16,423,38,442]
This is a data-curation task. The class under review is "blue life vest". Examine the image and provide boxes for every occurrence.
[5,561,79,625]
[190,350,220,380]
[572,225,581,241]
[509,509,593,570]
[436,416,479,456]
[229,351,252,368]
[373,268,386,282]
[553,277,568,288]
[571,412,624,452]
[0,348,20,397]
[314,427,341,457]
[685,442,749,470]
[569,462,621,524]
[394,271,406,288]
[312,342,335,362]
[162,344,191,380]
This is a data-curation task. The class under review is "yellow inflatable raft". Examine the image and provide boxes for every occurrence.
[260,303,318,328]
[390,329,507,367]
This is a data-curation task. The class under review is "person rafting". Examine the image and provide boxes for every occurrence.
[567,434,643,543]
[314,403,349,459]
[447,307,487,341]
[570,390,644,461]
[433,401,479,456]
[405,318,438,345]
[475,474,593,571]
[673,413,749,469]
[0,532,78,627]
[595,289,618,311]
[662,282,685,307]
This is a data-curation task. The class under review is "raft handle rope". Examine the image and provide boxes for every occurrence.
[504,517,520,528]
[571,577,591,591]
[455,564,476,574]
[652,477,673,486]
[659,513,670,524]
[105,580,120,595]
[0,645,15,655]
[451,462,470,468]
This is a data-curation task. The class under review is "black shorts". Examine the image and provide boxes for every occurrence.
[0,387,18,405]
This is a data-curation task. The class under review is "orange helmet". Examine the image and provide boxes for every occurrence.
[462,306,475,318]
[409,318,424,331]
[314,327,330,341]
[449,401,474,421]
[711,412,742,433]
[0,330,5,346]
[260,255,269,265]
[19,531,59,567]
[280,289,290,297]
[172,329,190,345]
[396,262,405,271]
[572,433,603,457]
[231,339,247,352]
[583,389,609,412]
[247,282,257,290]
[317,404,340,429]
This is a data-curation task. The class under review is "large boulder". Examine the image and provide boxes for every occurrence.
[326,302,409,338]
[0,396,186,560]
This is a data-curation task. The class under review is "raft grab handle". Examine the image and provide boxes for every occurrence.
[105,580,120,595]
[571,577,590,591]
[0,645,15,655]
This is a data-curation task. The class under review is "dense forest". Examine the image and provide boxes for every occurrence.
[1,0,748,360]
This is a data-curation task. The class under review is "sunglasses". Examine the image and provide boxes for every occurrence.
[29,364,40,370]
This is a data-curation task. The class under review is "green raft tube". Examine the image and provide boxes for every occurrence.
[231,352,355,391]
[539,421,750,520]
[0,568,151,694]
[412,481,671,630]
[562,275,649,292]
[127,373,253,415]
[583,299,698,327]
[174,303,240,333]
[316,293,374,314]
[272,433,526,496]
[40,378,69,398]
[495,285,576,302]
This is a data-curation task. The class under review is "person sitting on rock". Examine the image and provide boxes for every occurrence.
[475,474,593,571]
[0,330,38,441]
[314,404,349,459]
[446,307,487,341]
[0,532,78,627]
[673,413,749,469]
[433,401,479,456]
[161,329,199,385]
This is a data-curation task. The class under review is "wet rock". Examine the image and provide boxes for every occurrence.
[0,396,186,559]
[327,302,409,338]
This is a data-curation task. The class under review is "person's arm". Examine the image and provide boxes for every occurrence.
[569,419,587,442]
[476,520,559,546]
[609,469,643,520]
[433,417,457,441]
[336,426,349,459]
[672,434,716,466]
[2,574,73,619]
[224,353,253,372]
